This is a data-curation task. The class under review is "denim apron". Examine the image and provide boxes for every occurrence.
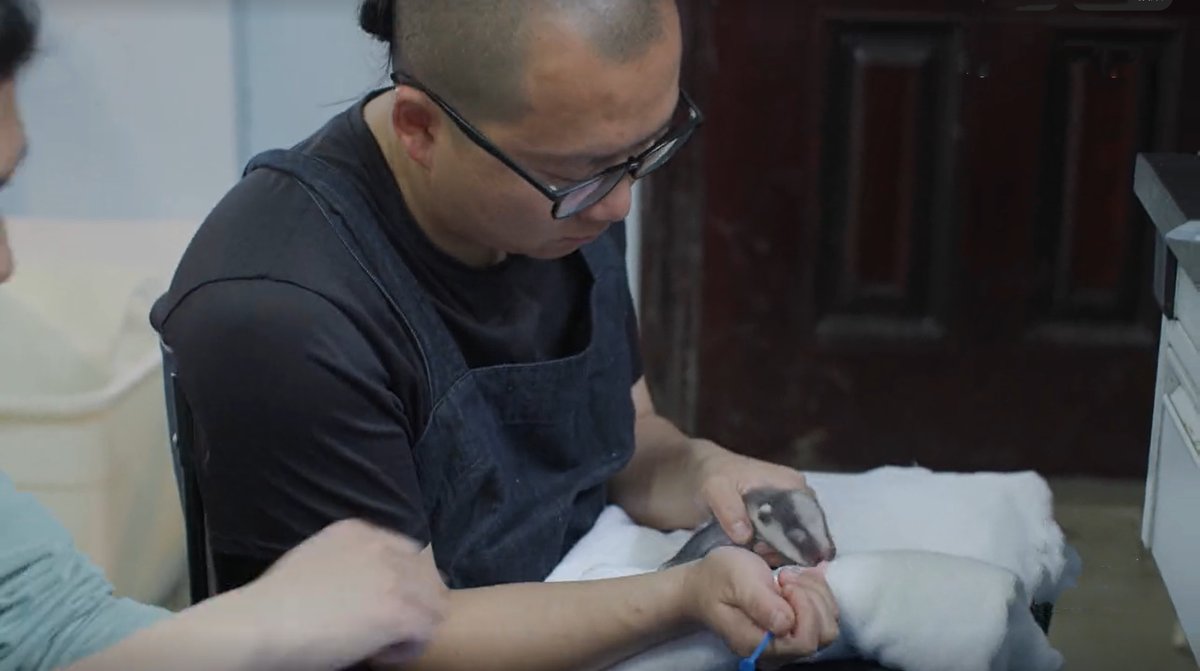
[243,149,636,588]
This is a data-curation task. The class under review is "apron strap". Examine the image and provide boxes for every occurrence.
[244,148,469,400]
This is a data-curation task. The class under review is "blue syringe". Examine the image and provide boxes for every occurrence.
[737,631,774,671]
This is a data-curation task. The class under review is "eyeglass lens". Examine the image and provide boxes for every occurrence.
[552,135,687,218]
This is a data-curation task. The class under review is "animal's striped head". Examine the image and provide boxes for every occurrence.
[744,487,837,567]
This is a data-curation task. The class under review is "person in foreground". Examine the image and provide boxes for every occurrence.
[151,0,840,669]
[0,1,447,669]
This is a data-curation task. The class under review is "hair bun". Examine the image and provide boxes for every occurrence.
[358,0,394,44]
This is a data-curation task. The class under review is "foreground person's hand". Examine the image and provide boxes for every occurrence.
[237,518,449,670]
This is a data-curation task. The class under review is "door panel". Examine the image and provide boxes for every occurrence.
[817,23,961,339]
[1034,31,1174,329]
[639,1,1200,477]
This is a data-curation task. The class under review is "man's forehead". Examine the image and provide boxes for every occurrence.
[504,80,681,167]
[507,8,682,165]
[529,103,676,165]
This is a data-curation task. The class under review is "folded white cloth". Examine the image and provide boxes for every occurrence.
[820,551,1064,671]
[803,466,1080,604]
[545,466,1080,671]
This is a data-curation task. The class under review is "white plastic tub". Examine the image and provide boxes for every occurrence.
[0,217,198,605]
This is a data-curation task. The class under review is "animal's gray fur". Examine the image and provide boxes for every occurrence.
[659,487,836,569]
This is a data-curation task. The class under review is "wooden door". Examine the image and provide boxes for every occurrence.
[639,0,1200,477]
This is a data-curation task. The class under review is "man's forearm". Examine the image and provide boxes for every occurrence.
[398,566,693,671]
[609,409,710,531]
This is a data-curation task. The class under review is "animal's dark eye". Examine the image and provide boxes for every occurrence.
[757,509,773,524]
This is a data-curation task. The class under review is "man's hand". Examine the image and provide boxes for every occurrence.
[680,547,794,656]
[688,439,811,550]
[679,547,838,660]
[619,376,812,561]
[768,564,840,664]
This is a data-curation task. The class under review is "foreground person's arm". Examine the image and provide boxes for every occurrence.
[0,472,169,671]
[65,520,447,671]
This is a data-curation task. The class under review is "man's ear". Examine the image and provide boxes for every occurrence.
[391,87,441,170]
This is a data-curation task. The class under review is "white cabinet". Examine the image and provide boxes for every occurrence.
[1137,153,1200,665]
[1143,313,1200,662]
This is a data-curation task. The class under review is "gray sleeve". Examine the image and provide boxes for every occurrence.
[0,472,171,671]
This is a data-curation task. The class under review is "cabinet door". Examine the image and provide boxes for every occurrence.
[1149,368,1200,661]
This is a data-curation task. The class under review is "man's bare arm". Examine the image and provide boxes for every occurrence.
[392,549,692,671]
[608,376,718,532]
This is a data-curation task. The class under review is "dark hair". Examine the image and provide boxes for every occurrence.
[0,0,38,81]
[358,0,395,47]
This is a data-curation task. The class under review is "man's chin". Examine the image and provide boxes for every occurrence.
[524,234,602,260]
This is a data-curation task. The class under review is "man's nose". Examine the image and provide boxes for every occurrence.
[577,174,634,225]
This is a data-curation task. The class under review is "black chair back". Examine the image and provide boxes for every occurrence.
[160,340,213,604]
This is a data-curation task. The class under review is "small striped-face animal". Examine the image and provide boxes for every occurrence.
[660,487,837,569]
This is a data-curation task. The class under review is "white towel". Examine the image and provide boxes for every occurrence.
[545,466,1080,671]
[803,466,1080,604]
[818,551,1064,671]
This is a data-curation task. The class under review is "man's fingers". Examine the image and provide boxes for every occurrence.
[730,571,794,636]
[807,575,839,625]
[760,464,809,492]
[702,476,753,544]
[778,562,831,586]
[777,566,813,587]
[775,586,823,656]
[811,585,839,643]
[821,606,840,646]
[715,605,780,658]
[785,469,809,490]
[780,583,840,651]
[779,570,839,623]
[807,586,839,646]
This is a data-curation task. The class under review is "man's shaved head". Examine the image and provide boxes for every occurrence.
[359,0,669,122]
[357,0,685,263]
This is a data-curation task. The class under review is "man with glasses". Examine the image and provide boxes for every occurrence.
[151,1,838,668]
[386,72,702,220]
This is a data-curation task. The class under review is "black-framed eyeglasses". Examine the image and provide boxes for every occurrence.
[390,71,703,219]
